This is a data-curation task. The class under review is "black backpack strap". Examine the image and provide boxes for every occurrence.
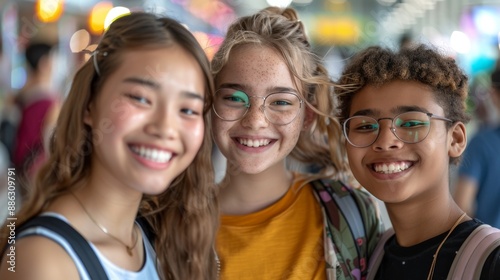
[311,179,367,277]
[17,216,109,280]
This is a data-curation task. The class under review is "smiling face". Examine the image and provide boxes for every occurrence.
[212,44,305,175]
[85,45,205,195]
[345,80,463,204]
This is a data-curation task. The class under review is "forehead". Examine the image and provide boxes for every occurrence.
[108,45,205,96]
[350,80,444,116]
[216,44,298,93]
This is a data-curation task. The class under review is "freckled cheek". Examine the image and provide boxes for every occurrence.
[288,116,305,136]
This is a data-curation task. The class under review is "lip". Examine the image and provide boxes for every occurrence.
[231,136,277,153]
[367,159,415,180]
[128,143,176,170]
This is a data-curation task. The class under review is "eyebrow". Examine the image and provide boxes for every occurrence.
[352,106,430,117]
[124,77,204,101]
[218,83,242,90]
[393,105,430,114]
[182,91,205,101]
[218,83,299,94]
[123,77,160,89]
[351,109,379,117]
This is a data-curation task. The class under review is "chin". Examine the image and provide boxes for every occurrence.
[140,180,174,196]
[143,186,171,196]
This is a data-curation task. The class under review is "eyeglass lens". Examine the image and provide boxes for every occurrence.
[213,88,301,125]
[344,111,432,147]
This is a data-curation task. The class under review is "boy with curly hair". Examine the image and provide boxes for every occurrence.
[335,45,500,279]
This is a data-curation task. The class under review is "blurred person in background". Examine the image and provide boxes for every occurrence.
[12,41,61,192]
[0,37,17,163]
[454,68,500,228]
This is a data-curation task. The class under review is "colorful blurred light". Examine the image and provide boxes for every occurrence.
[498,32,500,50]
[69,29,90,53]
[473,7,500,36]
[104,7,131,30]
[192,31,223,60]
[36,0,64,23]
[313,16,360,45]
[267,0,293,8]
[450,31,471,54]
[89,2,113,35]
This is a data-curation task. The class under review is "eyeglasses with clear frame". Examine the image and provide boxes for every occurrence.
[342,111,453,148]
[212,88,303,125]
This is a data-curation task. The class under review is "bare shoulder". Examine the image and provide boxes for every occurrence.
[0,235,80,280]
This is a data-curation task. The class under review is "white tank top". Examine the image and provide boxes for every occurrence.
[18,212,160,280]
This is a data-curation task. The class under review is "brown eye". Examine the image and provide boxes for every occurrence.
[126,94,151,105]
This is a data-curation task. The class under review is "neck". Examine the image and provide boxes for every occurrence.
[72,182,141,233]
[385,192,467,246]
[50,165,143,237]
[219,162,293,215]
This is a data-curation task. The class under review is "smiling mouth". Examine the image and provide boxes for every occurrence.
[372,162,412,174]
[236,138,272,148]
[130,145,173,163]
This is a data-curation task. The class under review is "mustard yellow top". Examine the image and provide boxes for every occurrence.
[217,176,326,280]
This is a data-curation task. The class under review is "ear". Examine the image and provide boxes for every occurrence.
[302,106,315,131]
[448,122,467,158]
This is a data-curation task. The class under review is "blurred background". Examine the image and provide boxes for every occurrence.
[0,0,499,226]
[0,0,499,127]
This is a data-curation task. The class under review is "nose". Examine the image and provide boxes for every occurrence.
[240,98,269,129]
[372,120,403,151]
[145,107,178,139]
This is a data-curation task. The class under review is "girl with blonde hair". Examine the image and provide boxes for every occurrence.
[211,7,382,280]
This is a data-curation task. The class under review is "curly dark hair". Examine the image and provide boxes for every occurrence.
[335,44,471,164]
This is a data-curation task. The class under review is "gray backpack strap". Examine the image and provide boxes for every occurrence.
[447,224,500,280]
[312,179,367,277]
[366,228,394,280]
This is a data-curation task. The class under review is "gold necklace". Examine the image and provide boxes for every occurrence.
[426,212,466,280]
[71,192,138,256]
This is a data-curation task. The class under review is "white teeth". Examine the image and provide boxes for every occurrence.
[131,145,172,163]
[374,162,410,174]
[238,138,271,148]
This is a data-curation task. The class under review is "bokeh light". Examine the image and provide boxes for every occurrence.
[104,6,131,30]
[450,31,471,54]
[69,29,91,53]
[35,0,64,22]
[266,0,293,8]
[89,2,114,35]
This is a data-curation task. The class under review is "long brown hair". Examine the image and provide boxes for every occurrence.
[1,12,218,279]
[211,7,350,182]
